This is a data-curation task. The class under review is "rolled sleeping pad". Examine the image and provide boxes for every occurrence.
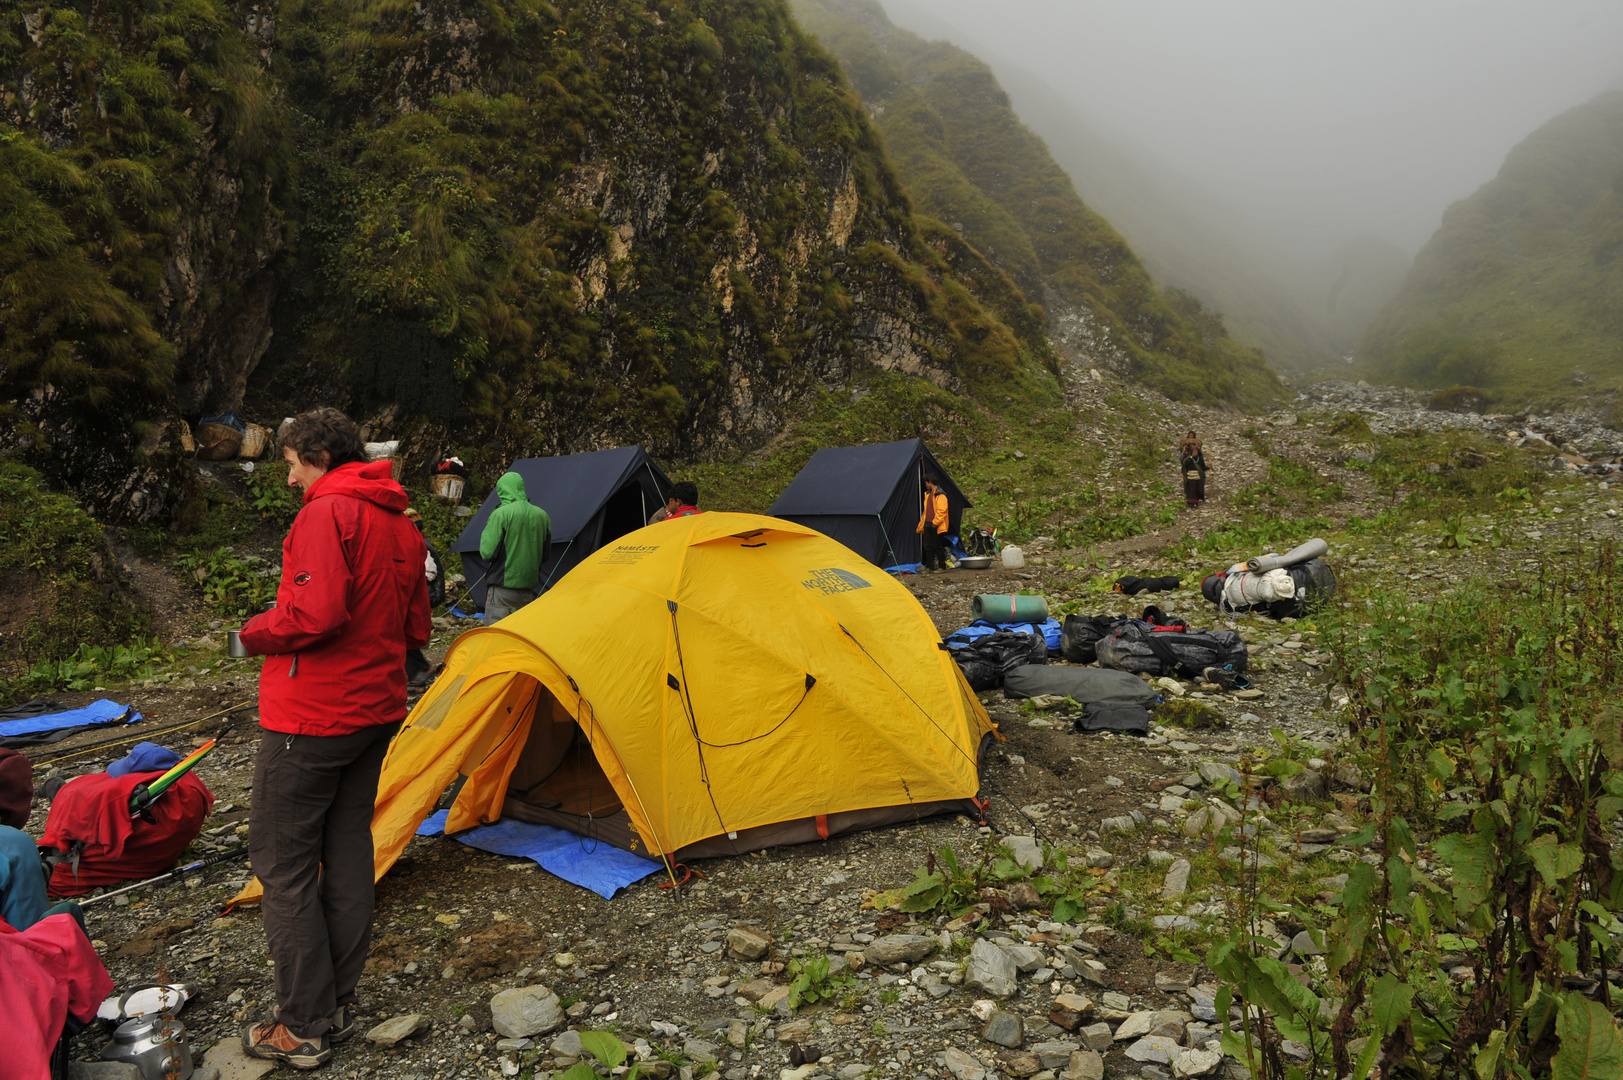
[1246,537,1328,573]
[971,593,1050,624]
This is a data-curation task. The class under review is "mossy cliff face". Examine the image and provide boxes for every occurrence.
[263,0,1046,470]
[792,0,1286,409]
[4,0,1045,500]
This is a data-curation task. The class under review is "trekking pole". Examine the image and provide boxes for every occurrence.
[129,740,216,818]
[77,846,251,908]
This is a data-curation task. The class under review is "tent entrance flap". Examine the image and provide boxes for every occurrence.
[507,720,624,818]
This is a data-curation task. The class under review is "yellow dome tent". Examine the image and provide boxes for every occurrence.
[234,512,997,904]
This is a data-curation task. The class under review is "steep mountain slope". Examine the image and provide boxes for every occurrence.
[1359,90,1623,408]
[871,5,1411,380]
[1,0,1046,512]
[790,0,1285,407]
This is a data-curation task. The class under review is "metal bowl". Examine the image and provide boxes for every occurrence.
[957,556,994,570]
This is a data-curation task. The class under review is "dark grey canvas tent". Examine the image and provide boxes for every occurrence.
[453,446,672,608]
[768,439,970,567]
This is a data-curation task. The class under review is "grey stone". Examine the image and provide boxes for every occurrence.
[1124,1036,1182,1064]
[1172,1049,1225,1077]
[1079,1023,1114,1052]
[1186,987,1219,1022]
[197,1036,277,1080]
[193,1070,221,1080]
[725,926,771,960]
[1005,835,1045,871]
[1101,811,1146,834]
[864,934,936,965]
[1161,858,1192,898]
[70,1065,144,1080]
[1197,761,1242,786]
[1100,992,1132,1011]
[1333,763,1367,791]
[840,1067,868,1080]
[1004,944,1046,973]
[1114,1012,1163,1041]
[1280,770,1326,801]
[551,1030,585,1058]
[1152,915,1196,931]
[367,1013,427,1046]
[1083,848,1114,869]
[496,1038,535,1052]
[1031,1040,1080,1070]
[1061,1049,1105,1080]
[944,1048,988,1080]
[968,938,1019,997]
[684,1039,720,1061]
[489,985,563,1039]
[775,1019,814,1043]
[1291,930,1325,956]
[983,1010,1025,1048]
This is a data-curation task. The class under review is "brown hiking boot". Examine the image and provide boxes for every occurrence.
[242,1021,333,1069]
[329,1004,358,1043]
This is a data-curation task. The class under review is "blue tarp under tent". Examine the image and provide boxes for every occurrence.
[767,439,971,568]
[452,446,673,609]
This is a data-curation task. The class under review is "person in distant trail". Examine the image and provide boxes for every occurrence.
[1180,431,1209,509]
[237,407,431,1069]
[478,472,552,622]
[402,508,444,688]
[648,481,701,524]
[917,477,950,571]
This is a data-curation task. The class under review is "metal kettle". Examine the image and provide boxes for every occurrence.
[101,1014,194,1080]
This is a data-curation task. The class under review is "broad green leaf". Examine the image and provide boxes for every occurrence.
[1474,1029,1507,1080]
[1370,972,1414,1035]
[1589,707,1623,768]
[558,1066,599,1080]
[1552,991,1623,1080]
[579,1031,627,1069]
[1427,748,1457,781]
[1435,831,1495,910]
[1053,896,1080,923]
[1527,833,1584,886]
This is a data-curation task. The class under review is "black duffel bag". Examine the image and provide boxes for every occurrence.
[1095,621,1249,679]
[951,630,1048,691]
[1060,615,1122,664]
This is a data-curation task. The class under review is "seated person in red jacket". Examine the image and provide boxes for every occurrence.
[647,480,702,524]
[237,408,431,1069]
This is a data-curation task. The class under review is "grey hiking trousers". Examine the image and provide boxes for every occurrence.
[249,721,399,1038]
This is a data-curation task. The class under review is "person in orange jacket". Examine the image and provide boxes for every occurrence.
[916,478,950,571]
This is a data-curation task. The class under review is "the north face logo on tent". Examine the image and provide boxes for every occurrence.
[801,568,872,594]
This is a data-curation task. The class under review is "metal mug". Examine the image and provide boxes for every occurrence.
[227,630,248,659]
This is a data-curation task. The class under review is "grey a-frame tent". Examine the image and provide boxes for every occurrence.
[453,446,672,608]
[767,439,970,567]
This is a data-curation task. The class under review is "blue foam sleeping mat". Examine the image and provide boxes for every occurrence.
[415,809,662,899]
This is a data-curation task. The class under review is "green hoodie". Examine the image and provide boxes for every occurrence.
[479,473,552,590]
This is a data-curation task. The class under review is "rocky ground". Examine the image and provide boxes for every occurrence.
[24,379,1623,1080]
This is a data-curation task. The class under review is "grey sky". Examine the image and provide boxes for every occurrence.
[883,0,1623,260]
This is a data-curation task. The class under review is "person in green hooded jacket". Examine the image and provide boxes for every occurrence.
[478,472,552,621]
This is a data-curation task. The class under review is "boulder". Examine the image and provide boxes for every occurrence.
[1031,1040,1080,1070]
[864,934,936,965]
[982,1010,1024,1048]
[1061,1049,1105,1080]
[1172,1048,1225,1078]
[1280,770,1327,801]
[1003,944,1046,973]
[726,926,772,960]
[1197,761,1242,786]
[967,939,1018,998]
[1161,858,1192,898]
[943,1048,987,1080]
[1004,835,1045,872]
[1291,929,1325,956]
[1048,993,1093,1030]
[1124,1036,1182,1064]
[489,986,562,1039]
[366,1013,426,1046]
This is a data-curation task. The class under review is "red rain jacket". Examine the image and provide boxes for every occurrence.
[240,461,432,736]
[38,770,213,896]
[0,912,114,1079]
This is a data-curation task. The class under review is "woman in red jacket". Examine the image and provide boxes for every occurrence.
[238,408,431,1069]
